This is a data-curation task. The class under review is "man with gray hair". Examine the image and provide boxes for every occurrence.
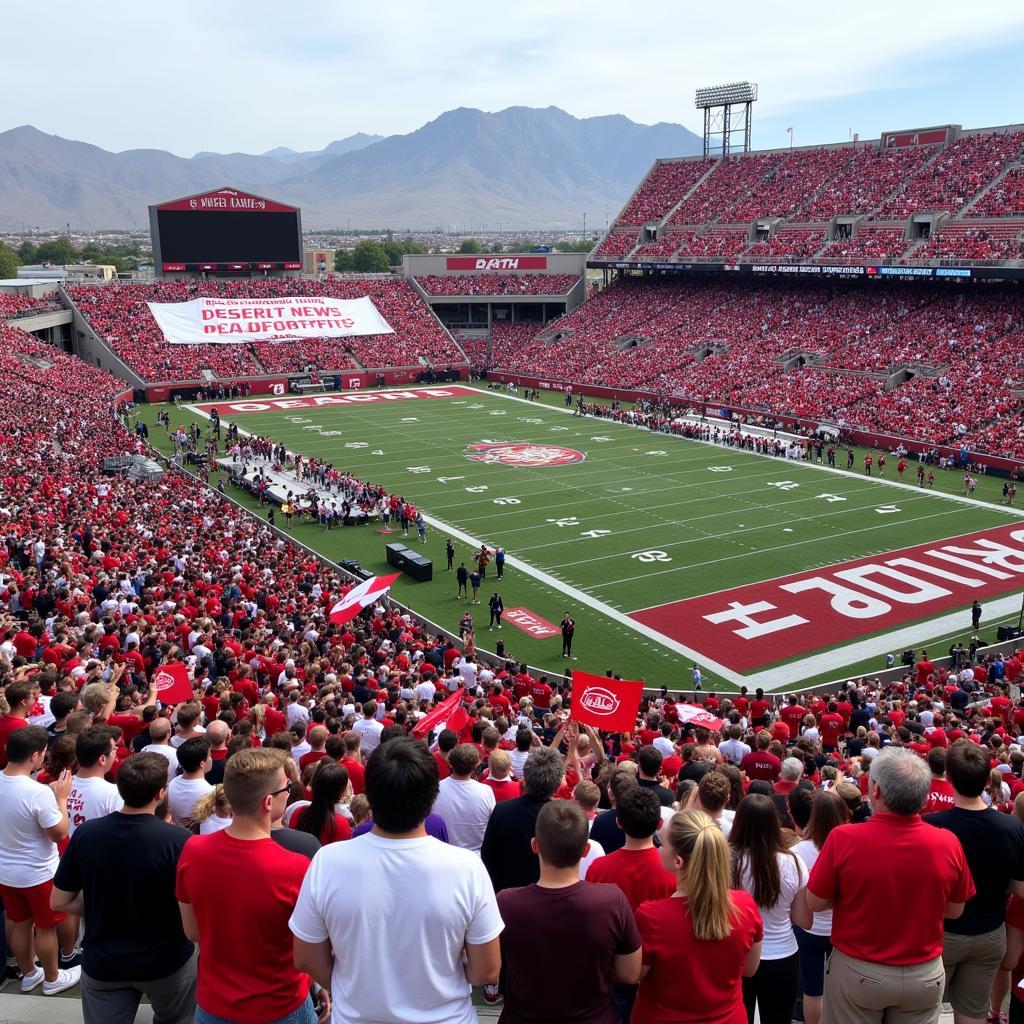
[806,747,975,1024]
[481,745,564,892]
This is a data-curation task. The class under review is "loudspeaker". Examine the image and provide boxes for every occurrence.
[998,626,1022,642]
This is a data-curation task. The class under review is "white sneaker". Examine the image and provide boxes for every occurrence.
[20,966,44,992]
[43,966,81,995]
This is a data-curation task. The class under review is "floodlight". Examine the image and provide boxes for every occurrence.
[695,82,758,108]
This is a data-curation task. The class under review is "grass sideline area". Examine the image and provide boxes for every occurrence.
[134,383,1024,693]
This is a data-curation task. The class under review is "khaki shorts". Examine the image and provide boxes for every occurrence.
[942,926,1007,1019]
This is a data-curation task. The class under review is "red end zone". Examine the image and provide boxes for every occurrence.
[629,522,1024,672]
[192,385,479,415]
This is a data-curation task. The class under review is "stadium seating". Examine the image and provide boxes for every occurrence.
[593,231,639,260]
[494,276,1024,459]
[669,153,784,226]
[877,131,1024,219]
[969,164,1024,218]
[723,148,849,222]
[911,222,1024,262]
[617,158,713,225]
[414,274,578,296]
[745,228,827,261]
[820,226,911,262]
[67,277,462,382]
[797,145,940,221]
[676,228,751,259]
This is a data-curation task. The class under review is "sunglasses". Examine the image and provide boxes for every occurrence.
[268,784,291,798]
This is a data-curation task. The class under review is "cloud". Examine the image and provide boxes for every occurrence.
[3,0,1023,153]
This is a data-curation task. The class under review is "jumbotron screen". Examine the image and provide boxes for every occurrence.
[156,209,301,264]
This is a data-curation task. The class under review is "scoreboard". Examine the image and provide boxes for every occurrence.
[150,187,303,275]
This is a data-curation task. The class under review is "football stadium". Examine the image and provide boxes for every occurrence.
[5,16,1024,1023]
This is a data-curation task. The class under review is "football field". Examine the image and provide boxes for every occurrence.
[161,383,1024,692]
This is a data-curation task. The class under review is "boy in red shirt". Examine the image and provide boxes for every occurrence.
[586,786,675,910]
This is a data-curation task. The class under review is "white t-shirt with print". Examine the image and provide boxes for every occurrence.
[290,832,503,1024]
[67,775,123,836]
[0,772,61,887]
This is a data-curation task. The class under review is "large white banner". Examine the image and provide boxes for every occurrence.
[146,295,394,345]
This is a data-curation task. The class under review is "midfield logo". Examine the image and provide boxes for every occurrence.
[463,442,586,467]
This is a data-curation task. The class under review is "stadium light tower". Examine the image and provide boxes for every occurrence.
[695,81,758,158]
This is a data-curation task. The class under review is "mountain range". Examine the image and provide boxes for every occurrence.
[0,107,702,231]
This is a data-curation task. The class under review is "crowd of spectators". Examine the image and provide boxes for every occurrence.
[970,164,1024,218]
[593,231,639,260]
[414,274,578,297]
[914,223,1024,262]
[745,229,827,261]
[593,129,1024,270]
[616,158,713,225]
[9,284,1024,1022]
[67,277,462,383]
[496,276,1024,458]
[820,226,912,262]
[5,460,1024,1024]
[669,152,784,226]
[878,131,1024,219]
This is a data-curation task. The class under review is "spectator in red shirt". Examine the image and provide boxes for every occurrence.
[818,703,846,754]
[298,726,329,772]
[483,751,519,804]
[807,747,975,1023]
[740,731,782,783]
[175,747,316,1023]
[0,679,35,767]
[586,786,676,909]
[633,809,762,1024]
[922,747,956,813]
[292,761,352,846]
[339,732,367,795]
[749,689,770,728]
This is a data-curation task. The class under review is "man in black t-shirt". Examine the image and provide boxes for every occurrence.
[52,752,196,1024]
[925,739,1024,1024]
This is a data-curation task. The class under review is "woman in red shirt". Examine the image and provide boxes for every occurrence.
[292,761,352,845]
[633,810,762,1024]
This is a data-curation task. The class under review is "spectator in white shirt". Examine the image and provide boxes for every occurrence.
[167,737,213,827]
[291,736,502,1022]
[458,657,479,691]
[0,726,81,994]
[719,724,751,765]
[289,724,312,766]
[353,700,384,756]
[286,690,310,730]
[415,677,437,704]
[67,726,123,837]
[432,745,496,854]
[141,719,179,784]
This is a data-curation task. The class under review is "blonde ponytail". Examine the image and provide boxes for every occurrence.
[190,784,231,826]
[668,809,735,942]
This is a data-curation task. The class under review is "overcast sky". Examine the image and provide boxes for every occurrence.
[6,1,1024,156]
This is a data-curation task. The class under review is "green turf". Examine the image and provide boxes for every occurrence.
[135,384,1023,692]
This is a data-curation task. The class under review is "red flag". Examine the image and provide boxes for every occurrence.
[412,687,466,739]
[674,703,725,733]
[329,573,401,625]
[152,663,193,704]
[569,670,644,733]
